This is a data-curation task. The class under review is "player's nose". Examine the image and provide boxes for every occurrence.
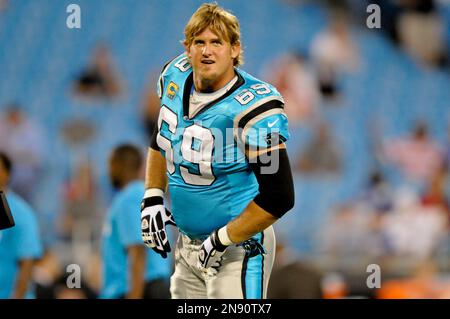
[201,44,212,56]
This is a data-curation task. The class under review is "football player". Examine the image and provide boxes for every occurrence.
[141,3,294,299]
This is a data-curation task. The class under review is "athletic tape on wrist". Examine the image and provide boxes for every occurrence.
[144,188,164,199]
[218,226,233,246]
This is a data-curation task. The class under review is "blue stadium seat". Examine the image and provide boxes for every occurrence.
[0,1,448,255]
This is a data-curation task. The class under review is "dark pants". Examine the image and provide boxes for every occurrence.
[143,278,170,299]
[117,278,170,299]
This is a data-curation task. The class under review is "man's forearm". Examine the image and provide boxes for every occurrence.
[197,201,277,272]
[225,201,278,244]
[145,148,167,191]
[127,245,146,299]
[224,145,294,244]
[221,143,294,245]
[12,259,34,299]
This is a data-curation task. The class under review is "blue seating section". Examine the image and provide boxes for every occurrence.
[0,1,448,253]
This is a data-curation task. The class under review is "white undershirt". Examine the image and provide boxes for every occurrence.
[189,75,238,119]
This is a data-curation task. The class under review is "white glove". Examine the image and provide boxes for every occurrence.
[197,227,231,275]
[141,189,175,259]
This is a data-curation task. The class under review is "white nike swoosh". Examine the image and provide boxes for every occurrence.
[268,118,279,128]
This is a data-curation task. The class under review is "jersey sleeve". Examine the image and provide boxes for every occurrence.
[156,59,172,99]
[156,54,190,100]
[234,97,290,151]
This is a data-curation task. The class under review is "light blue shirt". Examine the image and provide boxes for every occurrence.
[0,191,43,298]
[100,181,172,298]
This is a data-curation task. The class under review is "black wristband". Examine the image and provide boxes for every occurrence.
[211,229,228,252]
[140,196,163,211]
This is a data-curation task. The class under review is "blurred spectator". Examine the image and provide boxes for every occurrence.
[321,272,349,299]
[320,181,449,275]
[59,159,100,242]
[141,71,161,143]
[297,122,341,175]
[381,121,443,185]
[383,187,448,260]
[34,250,62,299]
[52,272,97,299]
[268,241,324,298]
[0,104,46,202]
[60,119,96,149]
[57,157,105,275]
[74,44,124,99]
[100,144,172,299]
[0,0,8,12]
[320,203,376,261]
[444,124,450,171]
[84,251,103,294]
[262,52,321,124]
[360,170,394,214]
[34,249,98,299]
[310,9,360,100]
[0,152,43,298]
[421,168,450,216]
[396,0,447,68]
[377,259,450,298]
[371,0,403,43]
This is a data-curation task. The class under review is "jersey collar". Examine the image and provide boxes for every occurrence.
[182,70,245,120]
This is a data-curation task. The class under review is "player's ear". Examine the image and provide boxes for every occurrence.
[231,41,241,60]
[184,41,192,59]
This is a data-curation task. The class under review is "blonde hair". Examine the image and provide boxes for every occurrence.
[183,3,243,66]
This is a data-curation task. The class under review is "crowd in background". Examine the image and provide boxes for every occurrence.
[0,0,449,298]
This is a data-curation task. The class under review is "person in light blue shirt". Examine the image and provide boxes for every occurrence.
[101,144,172,299]
[0,152,43,298]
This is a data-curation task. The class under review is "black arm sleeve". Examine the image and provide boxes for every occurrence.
[150,126,159,151]
[248,148,295,218]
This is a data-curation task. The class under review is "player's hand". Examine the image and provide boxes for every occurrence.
[197,229,229,275]
[141,190,176,259]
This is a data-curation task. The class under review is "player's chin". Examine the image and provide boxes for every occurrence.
[199,71,218,83]
[199,66,215,76]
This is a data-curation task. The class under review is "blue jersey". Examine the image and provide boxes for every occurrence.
[0,191,43,298]
[156,54,290,239]
[100,181,172,299]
